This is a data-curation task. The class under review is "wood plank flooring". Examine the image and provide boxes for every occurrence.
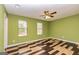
[5,38,79,55]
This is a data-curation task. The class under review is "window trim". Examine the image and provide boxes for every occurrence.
[18,20,27,36]
[37,22,43,35]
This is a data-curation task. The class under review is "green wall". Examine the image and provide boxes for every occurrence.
[8,14,79,45]
[49,14,79,42]
[0,5,5,52]
[0,5,79,51]
[8,14,49,45]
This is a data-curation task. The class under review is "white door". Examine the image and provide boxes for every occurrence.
[4,14,8,49]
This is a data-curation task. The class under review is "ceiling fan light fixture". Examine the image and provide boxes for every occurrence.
[41,10,57,19]
[45,16,51,19]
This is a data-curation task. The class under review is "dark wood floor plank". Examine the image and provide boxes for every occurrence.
[5,38,79,55]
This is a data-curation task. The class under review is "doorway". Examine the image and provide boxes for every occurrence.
[4,13,8,49]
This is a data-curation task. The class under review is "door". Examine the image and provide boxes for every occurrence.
[4,13,8,49]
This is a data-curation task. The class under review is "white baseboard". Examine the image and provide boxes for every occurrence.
[7,37,50,48]
[7,37,79,48]
[50,37,79,45]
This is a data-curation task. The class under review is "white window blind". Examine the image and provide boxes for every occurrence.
[18,20,27,36]
[37,23,43,35]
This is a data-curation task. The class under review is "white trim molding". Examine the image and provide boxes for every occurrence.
[4,13,8,49]
[7,37,50,48]
[7,37,79,48]
[50,37,79,45]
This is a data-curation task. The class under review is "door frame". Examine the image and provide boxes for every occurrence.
[4,13,8,49]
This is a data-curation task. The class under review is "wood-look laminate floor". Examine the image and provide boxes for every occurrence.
[5,38,79,55]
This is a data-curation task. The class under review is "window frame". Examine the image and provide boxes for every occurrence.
[37,22,43,35]
[18,20,27,36]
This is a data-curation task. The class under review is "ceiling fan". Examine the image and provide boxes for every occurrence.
[41,10,57,19]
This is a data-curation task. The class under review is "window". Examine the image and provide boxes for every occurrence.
[37,23,43,35]
[18,20,27,36]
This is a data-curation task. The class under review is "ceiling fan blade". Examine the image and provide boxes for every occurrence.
[44,11,49,15]
[50,16,54,17]
[51,11,57,14]
[44,11,49,13]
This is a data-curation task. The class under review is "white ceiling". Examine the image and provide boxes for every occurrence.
[4,4,79,21]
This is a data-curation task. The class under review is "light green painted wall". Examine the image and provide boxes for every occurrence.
[8,14,49,45]
[0,5,79,51]
[8,12,79,45]
[49,14,79,43]
[0,5,5,52]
